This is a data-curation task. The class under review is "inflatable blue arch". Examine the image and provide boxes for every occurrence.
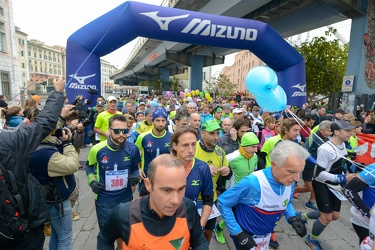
[66,1,306,107]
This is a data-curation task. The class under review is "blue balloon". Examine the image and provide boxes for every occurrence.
[255,85,287,112]
[245,66,278,96]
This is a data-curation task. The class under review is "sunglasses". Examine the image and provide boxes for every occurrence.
[126,116,134,121]
[110,128,129,134]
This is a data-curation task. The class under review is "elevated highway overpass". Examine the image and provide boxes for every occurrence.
[110,0,365,87]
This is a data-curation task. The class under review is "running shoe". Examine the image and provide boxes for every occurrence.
[304,201,318,211]
[43,223,51,236]
[305,235,323,250]
[295,211,307,225]
[214,225,226,244]
[269,233,279,249]
[72,212,80,221]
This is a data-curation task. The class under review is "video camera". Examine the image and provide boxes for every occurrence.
[54,127,69,138]
[80,117,90,127]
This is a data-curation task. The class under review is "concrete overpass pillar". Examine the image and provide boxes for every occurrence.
[160,68,170,84]
[343,0,370,113]
[189,55,204,91]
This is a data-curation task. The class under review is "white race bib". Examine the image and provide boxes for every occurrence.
[105,169,128,191]
[251,234,271,250]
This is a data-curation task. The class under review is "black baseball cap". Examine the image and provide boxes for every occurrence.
[330,120,356,132]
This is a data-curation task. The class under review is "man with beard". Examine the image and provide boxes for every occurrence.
[195,120,231,244]
[94,96,122,142]
[86,115,141,243]
[136,107,172,189]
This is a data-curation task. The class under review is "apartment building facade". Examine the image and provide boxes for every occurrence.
[0,0,20,105]
[221,50,264,94]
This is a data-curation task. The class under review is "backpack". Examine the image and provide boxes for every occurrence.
[0,160,49,247]
[0,162,28,245]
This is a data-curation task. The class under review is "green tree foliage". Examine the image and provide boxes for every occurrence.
[294,28,349,103]
[139,80,150,86]
[205,74,237,97]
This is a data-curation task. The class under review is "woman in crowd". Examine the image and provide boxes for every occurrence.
[6,106,24,128]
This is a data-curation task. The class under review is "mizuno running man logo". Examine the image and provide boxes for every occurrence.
[140,11,189,30]
[292,83,306,92]
[68,73,97,90]
[69,73,96,85]
[140,11,257,41]
[291,83,307,97]
[191,180,200,186]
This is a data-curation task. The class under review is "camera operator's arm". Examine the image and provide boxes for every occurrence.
[72,122,84,149]
[59,105,76,127]
[48,129,79,177]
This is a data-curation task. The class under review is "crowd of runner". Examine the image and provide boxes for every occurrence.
[1,87,375,250]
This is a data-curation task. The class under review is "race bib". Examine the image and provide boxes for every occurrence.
[105,169,128,191]
[251,234,271,250]
[196,202,221,220]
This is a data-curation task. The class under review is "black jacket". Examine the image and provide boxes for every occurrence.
[362,122,375,134]
[0,91,64,230]
[0,98,7,108]
[218,132,239,155]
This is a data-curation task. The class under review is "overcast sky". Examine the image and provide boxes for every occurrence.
[12,0,351,73]
[12,0,163,68]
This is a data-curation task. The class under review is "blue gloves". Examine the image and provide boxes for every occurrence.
[334,174,346,185]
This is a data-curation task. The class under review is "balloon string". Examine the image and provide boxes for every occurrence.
[285,108,310,135]
[285,108,371,176]
[65,3,129,89]
[8,80,42,102]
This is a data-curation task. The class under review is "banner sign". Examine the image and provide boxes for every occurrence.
[66,1,306,107]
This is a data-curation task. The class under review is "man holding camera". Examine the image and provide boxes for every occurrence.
[28,104,80,249]
[0,78,65,249]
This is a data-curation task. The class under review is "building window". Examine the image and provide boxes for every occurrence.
[20,50,24,56]
[22,63,25,68]
[1,72,11,99]
[0,22,5,52]
[0,7,3,17]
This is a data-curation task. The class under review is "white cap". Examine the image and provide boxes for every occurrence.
[233,108,243,114]
[107,96,117,102]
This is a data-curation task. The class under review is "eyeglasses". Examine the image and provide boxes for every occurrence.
[110,128,129,134]
[126,116,134,121]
